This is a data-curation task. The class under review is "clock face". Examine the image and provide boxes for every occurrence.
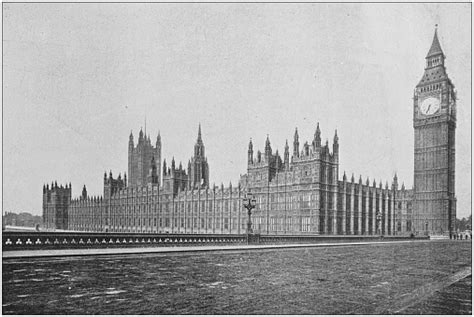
[420,97,440,115]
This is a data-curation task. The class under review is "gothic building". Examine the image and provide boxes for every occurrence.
[128,129,161,187]
[43,28,455,237]
[413,27,456,235]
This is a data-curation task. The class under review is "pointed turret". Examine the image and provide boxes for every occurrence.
[156,131,161,147]
[314,123,321,148]
[194,124,205,157]
[284,139,290,169]
[333,129,339,157]
[138,128,144,143]
[426,26,444,59]
[392,173,399,190]
[248,138,253,165]
[163,159,167,176]
[82,185,87,199]
[171,157,175,170]
[265,135,272,157]
[343,171,347,182]
[197,123,202,144]
[293,128,299,158]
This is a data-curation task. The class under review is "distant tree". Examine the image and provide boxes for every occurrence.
[455,215,472,232]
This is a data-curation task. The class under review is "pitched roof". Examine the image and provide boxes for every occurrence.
[426,28,444,58]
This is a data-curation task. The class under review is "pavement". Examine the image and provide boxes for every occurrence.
[397,274,472,315]
[2,239,428,258]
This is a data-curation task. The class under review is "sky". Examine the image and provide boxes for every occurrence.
[3,3,471,218]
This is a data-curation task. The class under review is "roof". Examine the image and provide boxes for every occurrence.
[426,28,444,58]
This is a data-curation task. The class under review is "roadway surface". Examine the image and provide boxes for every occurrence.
[3,240,471,314]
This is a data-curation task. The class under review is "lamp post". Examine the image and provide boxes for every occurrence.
[376,211,382,236]
[243,193,256,234]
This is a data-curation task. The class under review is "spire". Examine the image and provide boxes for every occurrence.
[426,25,444,58]
[284,139,290,168]
[129,131,134,143]
[265,134,272,157]
[163,159,167,176]
[314,123,321,148]
[333,129,338,143]
[82,185,87,199]
[197,123,202,143]
[248,138,254,165]
[343,171,347,181]
[293,127,299,158]
[156,131,161,146]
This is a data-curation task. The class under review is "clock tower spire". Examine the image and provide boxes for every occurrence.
[413,27,456,237]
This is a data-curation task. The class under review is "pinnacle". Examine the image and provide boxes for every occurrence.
[426,27,444,58]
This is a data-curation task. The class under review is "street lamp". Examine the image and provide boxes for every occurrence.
[376,211,382,236]
[243,193,257,234]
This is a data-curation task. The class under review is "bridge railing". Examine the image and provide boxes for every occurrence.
[2,232,429,251]
[2,232,248,251]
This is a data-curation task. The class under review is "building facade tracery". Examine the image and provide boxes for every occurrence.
[43,29,454,237]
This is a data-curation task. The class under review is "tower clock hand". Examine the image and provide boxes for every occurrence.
[427,104,431,113]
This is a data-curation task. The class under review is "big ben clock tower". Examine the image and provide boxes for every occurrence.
[413,27,456,236]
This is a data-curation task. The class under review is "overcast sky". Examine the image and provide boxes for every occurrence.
[3,3,471,218]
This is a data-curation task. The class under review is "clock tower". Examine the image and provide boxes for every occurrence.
[413,27,456,236]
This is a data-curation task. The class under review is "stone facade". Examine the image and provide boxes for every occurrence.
[42,29,455,237]
[413,28,456,236]
[128,129,161,187]
[44,125,412,235]
[42,182,71,230]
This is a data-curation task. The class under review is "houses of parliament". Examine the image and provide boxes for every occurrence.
[43,29,457,237]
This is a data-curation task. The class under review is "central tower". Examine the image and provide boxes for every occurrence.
[413,27,456,236]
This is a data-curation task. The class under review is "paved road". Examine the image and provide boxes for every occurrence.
[399,274,472,315]
[3,240,471,314]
